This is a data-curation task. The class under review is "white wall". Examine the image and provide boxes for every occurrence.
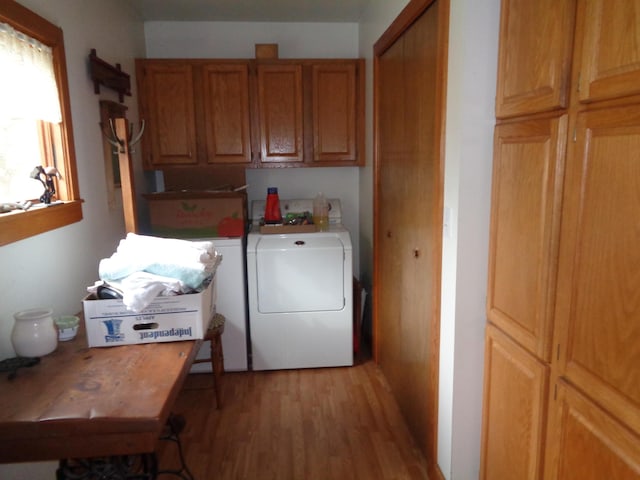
[439,0,499,478]
[143,21,363,276]
[0,1,145,478]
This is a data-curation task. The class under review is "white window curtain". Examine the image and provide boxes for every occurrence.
[0,21,61,123]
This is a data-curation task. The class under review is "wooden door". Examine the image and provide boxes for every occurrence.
[138,61,197,167]
[374,0,445,465]
[495,0,576,118]
[480,325,549,480]
[486,115,567,360]
[311,62,359,163]
[553,104,640,438]
[256,64,303,164]
[202,63,252,164]
[574,0,640,103]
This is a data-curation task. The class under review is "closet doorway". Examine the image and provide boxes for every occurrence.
[373,0,448,473]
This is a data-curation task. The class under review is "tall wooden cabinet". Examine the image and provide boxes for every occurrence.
[482,1,640,479]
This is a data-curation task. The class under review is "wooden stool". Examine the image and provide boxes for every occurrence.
[193,313,225,408]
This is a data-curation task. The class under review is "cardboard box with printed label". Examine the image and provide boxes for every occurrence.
[144,191,247,238]
[82,279,216,347]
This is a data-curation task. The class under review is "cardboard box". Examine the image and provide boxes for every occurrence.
[83,280,215,347]
[144,191,247,238]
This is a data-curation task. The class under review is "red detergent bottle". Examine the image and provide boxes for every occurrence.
[264,187,282,224]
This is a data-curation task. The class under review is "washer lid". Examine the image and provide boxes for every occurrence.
[255,235,345,313]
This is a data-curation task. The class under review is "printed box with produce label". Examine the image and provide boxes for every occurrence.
[82,280,216,347]
[144,191,247,238]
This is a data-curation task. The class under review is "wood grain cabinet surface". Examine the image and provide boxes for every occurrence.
[573,0,640,104]
[495,0,576,118]
[137,58,364,170]
[480,325,549,480]
[483,1,640,479]
[137,61,198,167]
[487,115,567,361]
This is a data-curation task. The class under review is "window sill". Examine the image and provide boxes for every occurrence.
[0,200,83,246]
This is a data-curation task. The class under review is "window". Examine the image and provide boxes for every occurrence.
[0,0,82,246]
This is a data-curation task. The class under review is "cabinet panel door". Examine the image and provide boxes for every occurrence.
[202,63,252,164]
[495,0,576,118]
[545,381,640,480]
[576,0,640,103]
[142,63,197,166]
[487,115,567,360]
[257,64,303,164]
[312,63,358,163]
[554,105,640,436]
[480,325,549,480]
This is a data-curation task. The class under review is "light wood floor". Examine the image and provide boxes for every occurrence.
[157,352,430,480]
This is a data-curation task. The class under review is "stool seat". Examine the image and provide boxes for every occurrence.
[193,313,225,408]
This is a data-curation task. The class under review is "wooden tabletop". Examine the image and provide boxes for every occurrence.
[0,323,200,463]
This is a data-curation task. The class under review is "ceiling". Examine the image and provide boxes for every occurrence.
[125,0,372,22]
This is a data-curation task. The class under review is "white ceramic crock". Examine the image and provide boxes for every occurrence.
[11,307,58,357]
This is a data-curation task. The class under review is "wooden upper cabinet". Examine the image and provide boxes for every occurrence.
[137,61,197,167]
[257,64,304,165]
[553,104,640,437]
[202,63,252,164]
[487,115,567,360]
[495,0,576,118]
[312,62,361,164]
[574,0,640,103]
[137,58,364,169]
[480,325,549,480]
[544,381,640,480]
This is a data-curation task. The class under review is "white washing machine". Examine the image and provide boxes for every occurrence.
[191,236,249,372]
[246,198,353,371]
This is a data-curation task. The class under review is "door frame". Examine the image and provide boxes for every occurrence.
[372,0,449,477]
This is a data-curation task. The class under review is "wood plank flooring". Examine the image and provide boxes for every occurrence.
[156,353,429,480]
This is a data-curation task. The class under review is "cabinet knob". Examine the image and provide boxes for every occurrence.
[413,249,420,258]
[386,230,392,238]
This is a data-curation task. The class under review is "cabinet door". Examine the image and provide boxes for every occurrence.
[495,0,576,118]
[311,62,360,163]
[480,325,549,480]
[140,62,197,166]
[257,64,303,164]
[487,115,567,360]
[575,0,640,103]
[202,63,252,164]
[554,105,640,436]
[544,381,640,480]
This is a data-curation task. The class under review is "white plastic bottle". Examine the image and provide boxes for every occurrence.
[313,192,329,231]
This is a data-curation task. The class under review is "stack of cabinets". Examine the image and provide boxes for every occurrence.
[135,59,364,170]
[481,1,640,479]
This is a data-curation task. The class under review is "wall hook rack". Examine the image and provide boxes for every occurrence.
[100,119,145,154]
[89,48,131,103]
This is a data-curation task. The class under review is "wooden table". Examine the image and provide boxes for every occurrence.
[0,324,200,464]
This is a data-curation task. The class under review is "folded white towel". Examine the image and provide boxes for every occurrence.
[98,233,221,289]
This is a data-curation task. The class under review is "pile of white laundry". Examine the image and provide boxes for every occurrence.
[90,233,222,313]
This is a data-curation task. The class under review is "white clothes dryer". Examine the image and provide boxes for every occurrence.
[246,198,353,371]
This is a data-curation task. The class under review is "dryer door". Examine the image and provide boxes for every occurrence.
[255,236,345,313]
